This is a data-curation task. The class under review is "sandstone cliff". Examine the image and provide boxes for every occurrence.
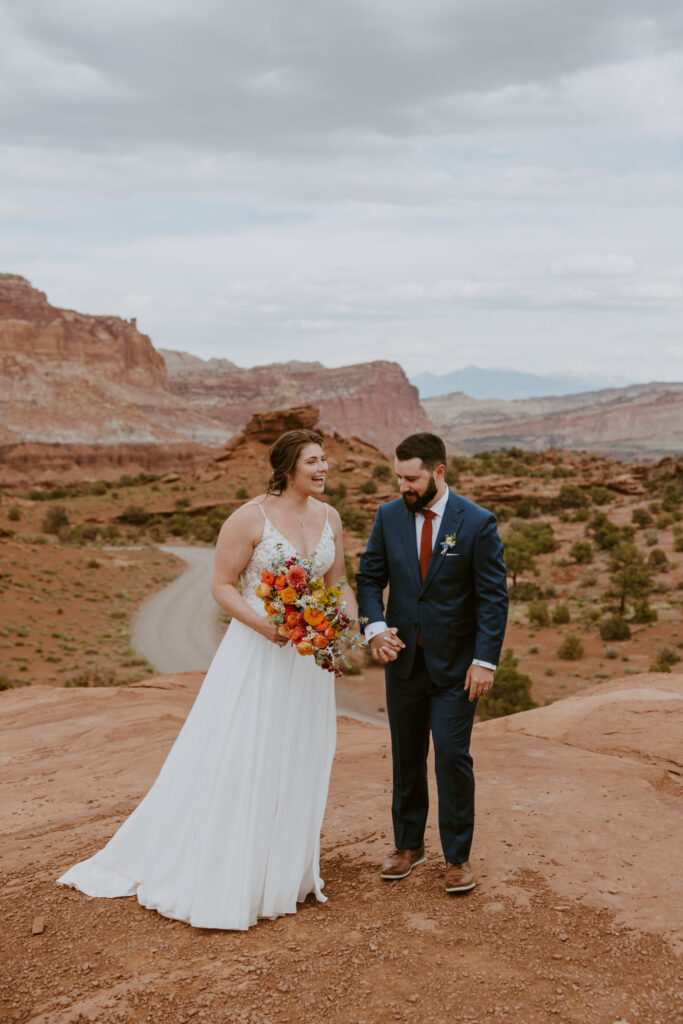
[425,382,683,459]
[162,350,432,452]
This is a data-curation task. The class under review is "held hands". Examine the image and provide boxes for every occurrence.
[261,619,289,647]
[369,628,405,664]
[464,663,494,702]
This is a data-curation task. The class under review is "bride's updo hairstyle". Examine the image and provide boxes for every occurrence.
[266,429,324,495]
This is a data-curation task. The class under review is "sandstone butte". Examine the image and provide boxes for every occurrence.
[424,383,683,461]
[0,274,430,484]
[0,672,680,1023]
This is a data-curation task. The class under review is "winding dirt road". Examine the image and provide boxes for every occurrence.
[130,545,387,724]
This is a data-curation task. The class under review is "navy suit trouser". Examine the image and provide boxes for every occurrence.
[385,647,477,864]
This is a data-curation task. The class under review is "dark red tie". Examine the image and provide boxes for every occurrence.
[419,509,436,581]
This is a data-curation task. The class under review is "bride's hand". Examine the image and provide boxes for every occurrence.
[259,619,289,647]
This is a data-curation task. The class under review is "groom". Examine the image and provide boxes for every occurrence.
[356,433,508,893]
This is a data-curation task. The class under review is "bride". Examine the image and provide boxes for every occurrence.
[58,428,357,930]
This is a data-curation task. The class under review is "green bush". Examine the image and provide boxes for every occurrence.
[656,644,681,666]
[168,513,190,537]
[527,599,550,627]
[674,529,683,553]
[236,486,249,500]
[632,599,657,624]
[551,604,570,625]
[42,504,69,534]
[509,580,544,602]
[557,485,589,509]
[644,528,658,547]
[8,506,21,522]
[599,614,631,642]
[88,481,108,495]
[360,478,377,495]
[604,646,618,660]
[102,523,120,541]
[573,507,590,522]
[476,650,537,721]
[175,496,192,509]
[590,486,615,505]
[192,519,218,544]
[648,548,670,572]
[590,512,624,550]
[557,634,584,660]
[570,540,594,564]
[120,505,150,526]
[340,506,368,537]
[373,463,392,481]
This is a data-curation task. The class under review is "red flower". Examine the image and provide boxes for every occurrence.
[286,566,308,589]
[261,570,276,585]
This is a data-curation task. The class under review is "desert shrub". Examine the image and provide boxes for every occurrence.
[509,580,543,602]
[552,465,573,478]
[590,486,615,505]
[656,644,681,667]
[344,554,357,588]
[599,614,631,642]
[608,541,653,614]
[503,534,536,587]
[88,481,108,495]
[661,483,683,512]
[573,507,590,522]
[476,650,537,721]
[64,666,119,687]
[86,558,100,569]
[102,523,120,541]
[604,646,618,659]
[148,523,166,542]
[649,658,671,673]
[656,514,673,530]
[340,506,368,537]
[527,600,549,627]
[557,485,589,509]
[557,634,584,660]
[647,548,670,572]
[513,498,539,519]
[551,604,570,625]
[632,599,657,624]
[373,463,391,481]
[570,540,594,564]
[120,505,150,526]
[8,506,21,521]
[175,496,192,509]
[235,486,249,500]
[589,512,623,550]
[631,507,653,529]
[42,504,69,534]
[192,519,218,544]
[168,513,190,537]
[644,528,658,547]
[673,528,683,553]
[360,478,377,495]
[326,481,347,506]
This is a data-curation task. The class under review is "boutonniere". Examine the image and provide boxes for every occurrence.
[440,533,457,555]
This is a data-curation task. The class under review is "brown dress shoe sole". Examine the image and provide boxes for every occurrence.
[380,854,425,880]
[445,877,476,893]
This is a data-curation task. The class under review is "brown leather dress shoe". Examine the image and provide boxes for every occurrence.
[444,860,476,893]
[380,846,425,880]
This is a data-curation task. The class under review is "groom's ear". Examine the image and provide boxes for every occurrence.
[433,462,447,481]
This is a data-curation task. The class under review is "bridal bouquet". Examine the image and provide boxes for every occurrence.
[254,546,360,676]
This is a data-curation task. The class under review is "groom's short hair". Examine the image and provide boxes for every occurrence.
[395,433,447,469]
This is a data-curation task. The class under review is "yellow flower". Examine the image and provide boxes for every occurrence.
[279,586,298,605]
[304,606,326,626]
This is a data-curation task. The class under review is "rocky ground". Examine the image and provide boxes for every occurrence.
[1,673,681,1024]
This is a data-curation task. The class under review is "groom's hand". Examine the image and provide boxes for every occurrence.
[464,664,495,702]
[369,629,405,664]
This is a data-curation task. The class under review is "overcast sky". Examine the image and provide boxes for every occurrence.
[1,0,682,381]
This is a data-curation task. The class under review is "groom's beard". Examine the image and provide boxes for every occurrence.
[402,474,438,513]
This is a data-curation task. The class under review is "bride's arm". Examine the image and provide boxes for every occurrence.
[211,504,287,646]
[323,505,359,620]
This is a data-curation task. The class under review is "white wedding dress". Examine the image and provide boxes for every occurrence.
[58,505,337,930]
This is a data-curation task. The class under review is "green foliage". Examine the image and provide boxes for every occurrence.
[344,554,357,588]
[476,649,537,721]
[509,580,543,602]
[570,540,594,564]
[661,482,682,513]
[373,463,391,481]
[120,505,150,526]
[674,528,683,553]
[513,498,539,519]
[557,484,589,509]
[631,507,653,528]
[102,523,120,541]
[632,599,657,624]
[8,505,21,522]
[235,486,249,500]
[168,512,190,537]
[325,481,347,507]
[590,512,634,551]
[607,541,652,614]
[590,486,615,505]
[340,506,368,537]
[502,533,536,586]
[604,646,618,660]
[175,496,192,509]
[573,507,590,523]
[41,504,69,534]
[508,519,558,555]
[655,644,681,667]
[647,548,670,573]
[599,614,631,642]
[360,478,377,495]
[527,599,550,627]
[557,634,584,660]
[551,604,570,625]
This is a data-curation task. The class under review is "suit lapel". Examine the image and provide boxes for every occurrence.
[421,490,465,593]
[397,501,423,590]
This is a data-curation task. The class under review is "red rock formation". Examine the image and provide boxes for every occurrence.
[425,383,683,460]
[162,352,432,452]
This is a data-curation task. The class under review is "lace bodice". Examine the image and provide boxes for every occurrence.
[241,505,337,613]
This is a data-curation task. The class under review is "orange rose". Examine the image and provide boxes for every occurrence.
[289,627,305,645]
[297,640,314,656]
[279,586,298,604]
[286,611,303,627]
[261,570,276,585]
[254,582,273,600]
[310,589,324,601]
[314,619,329,633]
[274,574,287,589]
[323,625,335,639]
[286,566,308,588]
[313,635,329,649]
[304,607,326,626]
[278,624,291,637]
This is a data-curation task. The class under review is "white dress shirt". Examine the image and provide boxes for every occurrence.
[365,487,496,671]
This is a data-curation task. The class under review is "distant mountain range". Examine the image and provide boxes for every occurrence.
[411,366,636,401]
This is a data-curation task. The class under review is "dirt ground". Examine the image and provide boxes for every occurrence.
[1,673,680,1024]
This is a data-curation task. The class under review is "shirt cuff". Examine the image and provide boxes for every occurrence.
[364,621,388,642]
[472,659,497,671]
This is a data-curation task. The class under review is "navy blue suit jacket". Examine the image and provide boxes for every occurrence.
[356,490,508,688]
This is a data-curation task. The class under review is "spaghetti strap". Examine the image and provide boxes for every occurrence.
[246,501,267,519]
